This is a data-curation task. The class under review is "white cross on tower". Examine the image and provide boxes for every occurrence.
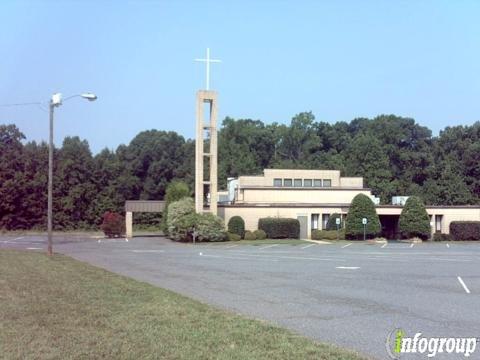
[195,48,221,90]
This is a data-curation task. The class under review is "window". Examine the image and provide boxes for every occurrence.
[322,214,330,230]
[283,178,292,187]
[273,178,282,187]
[435,215,443,233]
[294,178,302,187]
[323,179,332,187]
[304,179,312,187]
[311,214,319,230]
[313,179,322,187]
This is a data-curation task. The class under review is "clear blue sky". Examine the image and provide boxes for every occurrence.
[1,0,479,154]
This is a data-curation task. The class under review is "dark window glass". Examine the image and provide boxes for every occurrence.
[273,178,282,187]
[294,178,302,187]
[323,179,332,187]
[304,179,312,187]
[284,178,293,187]
[313,179,322,187]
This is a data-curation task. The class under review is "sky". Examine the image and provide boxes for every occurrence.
[1,0,479,154]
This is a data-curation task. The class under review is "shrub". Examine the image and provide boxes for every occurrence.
[450,221,480,241]
[227,216,245,238]
[258,218,300,239]
[101,212,125,238]
[195,213,226,242]
[345,194,381,240]
[227,232,241,241]
[253,229,267,240]
[162,181,190,234]
[311,229,345,240]
[166,197,196,241]
[243,230,256,240]
[399,196,431,240]
[432,233,452,242]
[326,213,342,231]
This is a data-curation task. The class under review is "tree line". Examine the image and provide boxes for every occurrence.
[1,113,479,230]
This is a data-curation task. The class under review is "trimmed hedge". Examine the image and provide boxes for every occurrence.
[399,196,431,240]
[253,229,267,240]
[244,230,256,240]
[311,229,345,240]
[228,216,245,238]
[227,232,241,241]
[450,222,480,241]
[258,218,300,239]
[432,233,452,242]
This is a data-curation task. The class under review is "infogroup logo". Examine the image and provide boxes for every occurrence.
[385,328,478,358]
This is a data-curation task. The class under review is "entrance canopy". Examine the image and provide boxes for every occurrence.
[125,200,166,238]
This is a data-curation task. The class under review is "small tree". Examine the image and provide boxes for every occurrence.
[399,196,431,240]
[162,181,190,234]
[345,194,381,239]
[227,216,245,238]
[101,211,125,238]
[326,213,342,230]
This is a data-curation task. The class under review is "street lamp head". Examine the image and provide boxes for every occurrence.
[81,93,97,101]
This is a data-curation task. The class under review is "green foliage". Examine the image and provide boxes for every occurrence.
[2,118,480,231]
[166,198,196,241]
[195,213,226,242]
[432,233,452,242]
[345,194,381,240]
[258,218,300,239]
[450,222,480,241]
[311,229,345,240]
[325,213,342,230]
[100,212,125,238]
[227,232,241,241]
[243,230,256,240]
[253,229,267,240]
[162,181,190,233]
[398,196,431,240]
[227,216,245,238]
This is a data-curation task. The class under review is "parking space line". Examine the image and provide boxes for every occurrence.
[341,243,352,249]
[446,244,450,248]
[381,243,387,248]
[410,243,414,248]
[301,244,315,250]
[336,266,360,270]
[14,237,25,241]
[259,244,279,250]
[225,244,239,249]
[457,276,471,294]
[27,247,42,250]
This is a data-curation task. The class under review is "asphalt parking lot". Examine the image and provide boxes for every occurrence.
[2,235,480,359]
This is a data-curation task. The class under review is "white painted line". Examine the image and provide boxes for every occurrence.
[27,247,42,250]
[14,237,25,241]
[131,250,165,253]
[301,244,315,250]
[125,238,129,242]
[410,243,414,248]
[336,266,360,270]
[341,243,352,249]
[457,276,471,294]
[225,244,239,249]
[258,244,279,250]
[381,243,387,248]
[446,243,450,248]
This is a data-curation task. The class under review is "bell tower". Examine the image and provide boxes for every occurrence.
[194,48,220,215]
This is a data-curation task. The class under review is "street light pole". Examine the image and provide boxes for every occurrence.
[46,92,97,256]
[47,100,54,256]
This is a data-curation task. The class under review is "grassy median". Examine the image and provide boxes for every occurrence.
[0,249,366,360]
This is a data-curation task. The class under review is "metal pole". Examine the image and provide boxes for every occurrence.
[363,224,366,241]
[47,102,54,256]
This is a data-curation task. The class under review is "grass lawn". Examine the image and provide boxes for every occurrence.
[0,249,366,360]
